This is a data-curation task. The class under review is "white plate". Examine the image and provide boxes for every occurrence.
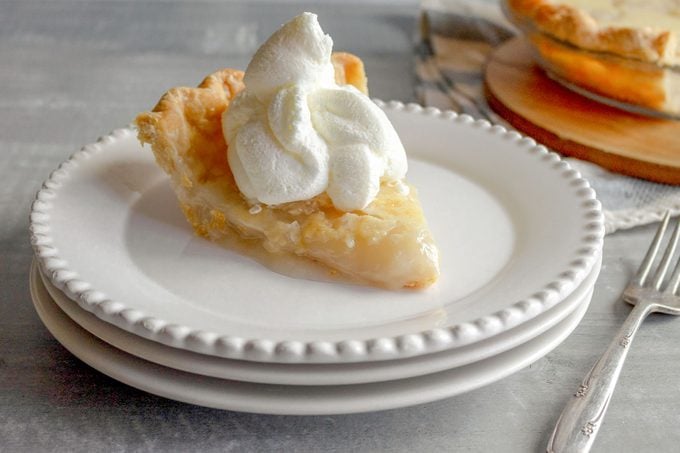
[30,261,592,415]
[37,257,599,385]
[30,101,604,363]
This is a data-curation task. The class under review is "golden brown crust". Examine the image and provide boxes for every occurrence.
[531,33,667,109]
[136,69,244,189]
[506,0,678,65]
[331,52,368,94]
[134,52,439,289]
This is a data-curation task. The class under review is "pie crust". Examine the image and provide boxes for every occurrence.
[506,0,680,66]
[531,32,669,111]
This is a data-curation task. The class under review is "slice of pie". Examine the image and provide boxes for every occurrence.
[506,0,680,116]
[135,52,439,289]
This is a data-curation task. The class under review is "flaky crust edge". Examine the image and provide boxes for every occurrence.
[506,0,679,66]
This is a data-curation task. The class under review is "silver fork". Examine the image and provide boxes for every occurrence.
[547,211,680,453]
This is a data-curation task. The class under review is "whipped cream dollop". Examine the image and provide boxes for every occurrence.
[223,12,407,211]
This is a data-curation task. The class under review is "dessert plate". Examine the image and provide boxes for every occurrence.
[30,261,592,415]
[36,258,599,385]
[30,101,604,363]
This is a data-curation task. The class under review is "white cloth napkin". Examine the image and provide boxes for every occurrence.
[416,0,680,234]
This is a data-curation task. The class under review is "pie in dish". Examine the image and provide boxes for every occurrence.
[506,0,680,65]
[506,0,680,116]
[135,14,439,289]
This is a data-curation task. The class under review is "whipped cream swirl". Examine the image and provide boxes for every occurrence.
[223,12,407,211]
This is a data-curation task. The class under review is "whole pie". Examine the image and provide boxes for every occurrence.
[135,49,439,289]
[506,0,680,116]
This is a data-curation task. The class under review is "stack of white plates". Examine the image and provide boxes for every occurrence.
[29,102,604,415]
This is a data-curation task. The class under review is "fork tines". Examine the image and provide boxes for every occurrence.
[634,211,680,294]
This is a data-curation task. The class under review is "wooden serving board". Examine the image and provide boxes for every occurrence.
[484,37,680,185]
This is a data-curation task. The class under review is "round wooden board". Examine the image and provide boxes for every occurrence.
[484,37,680,185]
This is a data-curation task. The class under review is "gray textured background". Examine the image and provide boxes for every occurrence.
[2,1,680,451]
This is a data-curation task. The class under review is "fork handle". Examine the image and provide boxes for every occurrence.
[547,301,653,453]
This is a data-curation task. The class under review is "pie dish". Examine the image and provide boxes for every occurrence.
[135,52,439,289]
[505,0,680,117]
